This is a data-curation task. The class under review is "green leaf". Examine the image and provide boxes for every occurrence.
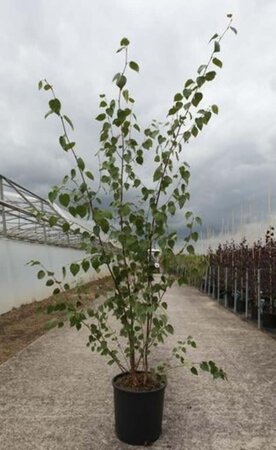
[166,324,174,334]
[59,135,67,151]
[142,139,152,149]
[168,201,176,215]
[77,157,85,171]
[46,279,54,286]
[212,57,223,68]
[230,26,237,35]
[196,76,205,87]
[174,93,183,101]
[168,107,176,116]
[205,71,216,81]
[202,110,212,125]
[120,37,130,46]
[44,110,53,119]
[192,92,203,107]
[82,260,90,272]
[129,61,139,73]
[44,84,52,91]
[76,205,87,218]
[48,190,57,203]
[37,270,45,279]
[227,13,232,18]
[85,171,94,180]
[38,80,43,90]
[195,117,203,130]
[191,232,199,242]
[70,263,80,276]
[187,245,194,255]
[112,72,120,82]
[63,115,74,130]
[183,89,192,100]
[212,104,219,114]
[209,33,218,43]
[183,131,191,142]
[65,141,75,151]
[191,367,198,375]
[62,222,70,232]
[197,64,206,74]
[69,206,76,217]
[185,211,193,219]
[185,79,194,88]
[49,98,61,115]
[214,41,220,53]
[95,113,106,121]
[116,75,127,90]
[49,216,58,227]
[200,361,209,372]
[59,193,70,207]
[195,216,202,225]
[122,89,129,102]
[191,126,198,137]
[28,260,41,266]
[93,225,100,236]
[158,135,166,145]
[99,218,109,233]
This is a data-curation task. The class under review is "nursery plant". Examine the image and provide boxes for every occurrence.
[207,228,276,323]
[31,15,236,445]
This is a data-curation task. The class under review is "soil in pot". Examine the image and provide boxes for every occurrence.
[113,372,166,446]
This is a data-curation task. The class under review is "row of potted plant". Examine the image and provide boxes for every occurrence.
[206,228,276,327]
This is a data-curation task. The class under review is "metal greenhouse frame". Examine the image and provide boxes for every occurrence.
[0,174,83,248]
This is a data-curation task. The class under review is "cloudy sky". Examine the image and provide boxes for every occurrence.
[1,0,276,239]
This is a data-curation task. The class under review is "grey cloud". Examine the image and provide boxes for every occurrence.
[1,0,276,243]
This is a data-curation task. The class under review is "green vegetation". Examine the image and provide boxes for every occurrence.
[164,254,207,287]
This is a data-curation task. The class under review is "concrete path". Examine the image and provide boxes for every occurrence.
[0,284,275,450]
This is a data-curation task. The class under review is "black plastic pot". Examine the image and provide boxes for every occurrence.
[112,372,166,445]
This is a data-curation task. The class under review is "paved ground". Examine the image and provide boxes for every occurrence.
[0,284,275,450]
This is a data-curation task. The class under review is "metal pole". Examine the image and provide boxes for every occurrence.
[204,266,208,293]
[212,266,216,299]
[234,267,237,313]
[217,265,220,302]
[0,177,7,236]
[208,266,211,296]
[257,269,261,329]
[245,268,249,319]
[41,200,47,244]
[224,267,228,307]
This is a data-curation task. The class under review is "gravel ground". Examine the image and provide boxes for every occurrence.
[0,283,275,450]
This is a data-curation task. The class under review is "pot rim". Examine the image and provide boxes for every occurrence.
[112,371,167,394]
